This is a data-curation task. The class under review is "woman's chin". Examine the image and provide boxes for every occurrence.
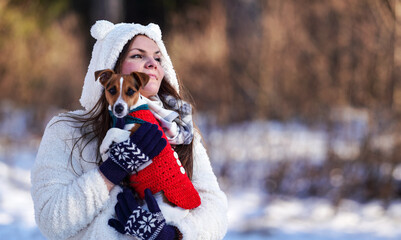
[140,83,161,98]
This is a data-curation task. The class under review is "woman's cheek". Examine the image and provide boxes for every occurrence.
[141,80,161,97]
[121,62,141,75]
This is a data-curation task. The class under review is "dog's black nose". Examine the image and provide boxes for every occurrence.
[114,104,124,114]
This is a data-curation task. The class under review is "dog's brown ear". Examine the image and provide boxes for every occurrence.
[95,69,114,86]
[130,72,150,89]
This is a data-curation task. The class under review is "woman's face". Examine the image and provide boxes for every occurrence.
[121,35,165,98]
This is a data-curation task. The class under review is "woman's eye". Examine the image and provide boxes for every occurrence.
[130,54,142,59]
[108,87,117,95]
[155,57,162,63]
[127,88,135,96]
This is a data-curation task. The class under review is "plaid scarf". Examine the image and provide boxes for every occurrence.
[144,95,194,145]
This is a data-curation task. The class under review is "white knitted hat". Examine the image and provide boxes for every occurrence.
[79,20,179,110]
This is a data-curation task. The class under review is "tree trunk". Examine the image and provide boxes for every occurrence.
[393,0,401,110]
[223,0,262,122]
[90,0,124,24]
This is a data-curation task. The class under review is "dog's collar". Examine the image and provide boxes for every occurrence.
[109,104,149,128]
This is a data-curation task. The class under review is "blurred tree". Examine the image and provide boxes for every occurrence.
[394,0,401,110]
[223,0,263,122]
[0,0,86,131]
[90,0,123,24]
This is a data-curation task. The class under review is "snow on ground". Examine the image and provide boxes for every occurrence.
[0,142,45,239]
[224,190,401,240]
[1,108,401,239]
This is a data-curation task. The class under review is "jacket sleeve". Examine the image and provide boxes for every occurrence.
[30,116,111,240]
[172,131,228,240]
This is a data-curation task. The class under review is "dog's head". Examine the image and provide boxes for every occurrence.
[95,69,150,118]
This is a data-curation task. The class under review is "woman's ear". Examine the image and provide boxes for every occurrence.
[95,69,115,86]
[131,72,150,89]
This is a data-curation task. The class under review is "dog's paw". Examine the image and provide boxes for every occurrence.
[100,128,131,155]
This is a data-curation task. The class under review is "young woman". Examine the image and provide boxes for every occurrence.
[31,20,228,240]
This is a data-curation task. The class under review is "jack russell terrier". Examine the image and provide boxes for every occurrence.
[96,69,200,222]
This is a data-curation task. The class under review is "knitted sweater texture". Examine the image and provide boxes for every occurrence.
[128,106,201,209]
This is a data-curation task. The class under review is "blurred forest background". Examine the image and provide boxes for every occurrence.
[2,0,401,206]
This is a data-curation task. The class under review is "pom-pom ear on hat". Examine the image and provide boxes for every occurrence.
[146,23,162,39]
[90,20,115,40]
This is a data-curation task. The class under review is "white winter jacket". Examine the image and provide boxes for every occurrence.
[31,110,228,239]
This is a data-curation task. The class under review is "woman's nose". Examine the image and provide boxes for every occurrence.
[145,57,158,69]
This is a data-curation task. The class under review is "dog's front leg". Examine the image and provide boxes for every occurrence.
[100,128,131,161]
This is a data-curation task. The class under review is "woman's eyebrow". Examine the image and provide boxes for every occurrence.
[129,48,161,55]
[129,48,145,53]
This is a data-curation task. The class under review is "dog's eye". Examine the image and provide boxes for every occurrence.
[108,87,117,95]
[127,88,135,96]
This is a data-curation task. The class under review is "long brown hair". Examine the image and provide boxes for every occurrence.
[64,35,194,179]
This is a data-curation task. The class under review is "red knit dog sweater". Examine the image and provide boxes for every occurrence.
[128,105,201,209]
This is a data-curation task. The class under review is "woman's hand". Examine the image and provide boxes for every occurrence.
[109,188,178,240]
[99,122,167,185]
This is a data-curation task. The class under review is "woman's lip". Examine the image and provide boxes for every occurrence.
[147,74,157,79]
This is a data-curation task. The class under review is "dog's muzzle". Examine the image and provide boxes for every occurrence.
[114,104,124,114]
[113,103,128,118]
